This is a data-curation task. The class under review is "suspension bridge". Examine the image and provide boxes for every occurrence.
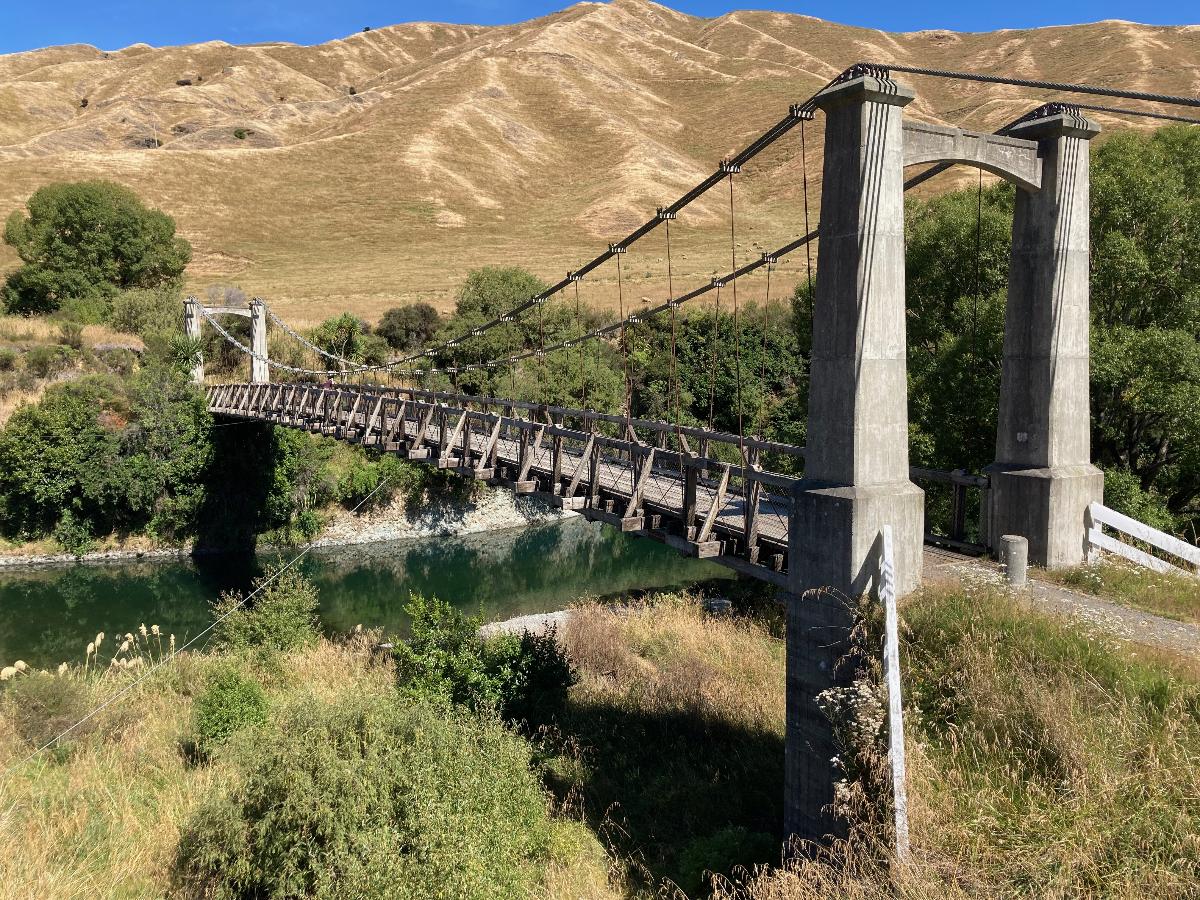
[187,62,1200,846]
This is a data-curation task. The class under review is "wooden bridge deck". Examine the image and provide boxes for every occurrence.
[208,382,801,585]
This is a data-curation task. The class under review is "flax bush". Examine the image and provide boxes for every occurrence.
[172,689,555,900]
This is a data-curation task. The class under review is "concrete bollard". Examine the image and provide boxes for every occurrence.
[1000,534,1029,587]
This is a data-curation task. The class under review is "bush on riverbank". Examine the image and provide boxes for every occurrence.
[394,593,576,725]
[174,690,559,900]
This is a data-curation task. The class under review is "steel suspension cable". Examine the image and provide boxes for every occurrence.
[616,250,631,422]
[575,279,587,408]
[801,119,815,299]
[867,62,1200,109]
[972,167,983,362]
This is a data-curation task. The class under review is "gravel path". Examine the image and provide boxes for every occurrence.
[923,547,1200,657]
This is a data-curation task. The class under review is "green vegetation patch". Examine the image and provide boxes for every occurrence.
[173,689,557,900]
[1055,557,1200,625]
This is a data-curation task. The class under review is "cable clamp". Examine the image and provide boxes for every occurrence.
[446,366,458,374]
[567,271,583,282]
[666,299,680,309]
[720,159,741,174]
[837,63,890,84]
[608,244,627,254]
[628,315,640,324]
[530,297,548,306]
[499,314,515,322]
[789,103,816,121]
[535,350,546,358]
[447,339,461,347]
[712,278,726,288]
[762,252,778,264]
[656,207,678,221]
[470,328,484,337]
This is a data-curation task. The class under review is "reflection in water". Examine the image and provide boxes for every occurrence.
[0,517,730,668]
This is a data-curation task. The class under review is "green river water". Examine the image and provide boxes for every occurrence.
[0,517,730,669]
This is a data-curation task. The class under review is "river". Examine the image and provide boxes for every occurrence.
[0,517,730,669]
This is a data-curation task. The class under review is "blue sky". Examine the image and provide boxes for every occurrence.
[0,1,1193,54]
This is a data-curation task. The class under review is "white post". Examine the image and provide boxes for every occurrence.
[880,525,911,862]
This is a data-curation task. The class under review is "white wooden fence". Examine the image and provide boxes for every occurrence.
[1086,502,1200,578]
[878,525,910,862]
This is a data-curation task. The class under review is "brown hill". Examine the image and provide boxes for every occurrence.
[1,0,1197,325]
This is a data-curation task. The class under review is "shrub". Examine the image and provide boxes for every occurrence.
[108,286,180,340]
[172,690,554,899]
[23,344,75,378]
[336,453,424,509]
[376,302,441,350]
[53,508,93,555]
[394,594,575,724]
[192,664,269,755]
[3,181,190,315]
[233,128,247,140]
[57,321,84,350]
[210,565,321,653]
[58,294,110,324]
[1102,467,1178,534]
[0,347,16,371]
[2,670,92,749]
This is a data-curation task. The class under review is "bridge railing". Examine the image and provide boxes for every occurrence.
[909,467,991,554]
[1086,501,1200,577]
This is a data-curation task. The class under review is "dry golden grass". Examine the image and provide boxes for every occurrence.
[2,2,1196,320]
[563,594,784,730]
[0,668,225,899]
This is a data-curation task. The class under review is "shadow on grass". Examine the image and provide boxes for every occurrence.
[543,698,784,896]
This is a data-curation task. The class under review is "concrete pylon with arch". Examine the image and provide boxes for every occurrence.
[784,70,1102,842]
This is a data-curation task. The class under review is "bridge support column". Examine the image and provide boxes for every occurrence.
[785,72,923,846]
[986,110,1102,568]
[250,298,270,384]
[183,296,204,385]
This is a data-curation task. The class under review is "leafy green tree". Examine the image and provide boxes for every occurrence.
[3,181,191,314]
[0,367,212,547]
[1089,126,1200,526]
[377,302,441,350]
[311,313,370,363]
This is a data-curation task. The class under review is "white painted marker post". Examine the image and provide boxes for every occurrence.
[880,525,910,862]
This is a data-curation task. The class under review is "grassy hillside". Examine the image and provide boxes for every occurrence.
[1,1,1197,324]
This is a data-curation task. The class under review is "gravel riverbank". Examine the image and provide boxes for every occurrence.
[0,488,576,571]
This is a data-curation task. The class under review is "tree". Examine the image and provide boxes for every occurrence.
[311,313,371,363]
[3,181,191,314]
[376,302,441,350]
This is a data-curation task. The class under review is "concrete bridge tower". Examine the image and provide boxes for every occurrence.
[785,70,924,843]
[986,109,1103,568]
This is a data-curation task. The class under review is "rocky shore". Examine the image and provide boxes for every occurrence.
[0,487,576,571]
